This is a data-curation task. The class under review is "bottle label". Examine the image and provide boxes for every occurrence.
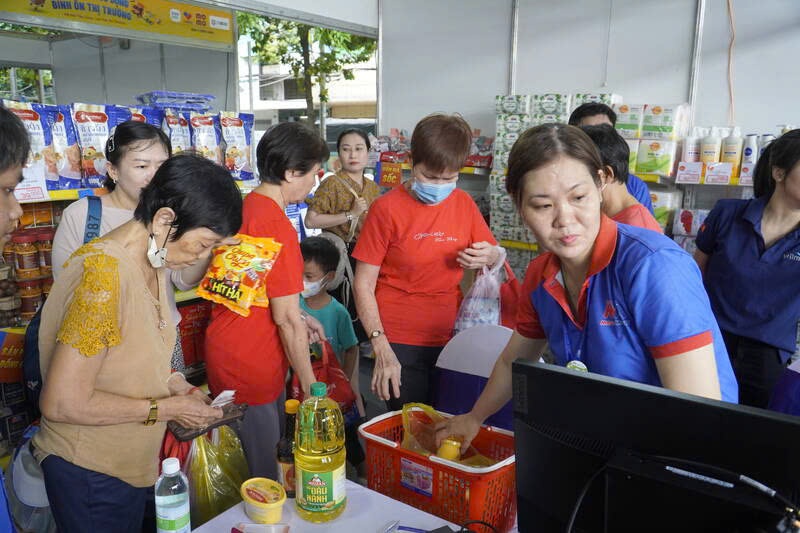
[296,464,346,513]
[155,494,190,533]
[277,459,296,496]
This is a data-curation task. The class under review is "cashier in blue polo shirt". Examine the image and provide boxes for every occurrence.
[436,124,737,452]
[694,129,800,408]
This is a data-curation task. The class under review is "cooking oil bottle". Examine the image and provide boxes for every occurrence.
[294,382,347,522]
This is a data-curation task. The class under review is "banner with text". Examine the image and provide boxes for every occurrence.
[2,0,234,50]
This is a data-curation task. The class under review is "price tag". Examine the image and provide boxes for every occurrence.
[675,162,703,184]
[13,186,46,202]
[738,164,754,186]
[705,162,733,185]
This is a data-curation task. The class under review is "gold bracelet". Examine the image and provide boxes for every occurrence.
[144,398,158,426]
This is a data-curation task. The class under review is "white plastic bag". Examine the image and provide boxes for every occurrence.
[453,248,507,334]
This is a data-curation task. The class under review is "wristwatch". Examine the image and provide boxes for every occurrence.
[144,398,158,426]
[346,212,354,222]
[369,330,384,339]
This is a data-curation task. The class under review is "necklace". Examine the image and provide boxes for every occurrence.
[277,188,288,209]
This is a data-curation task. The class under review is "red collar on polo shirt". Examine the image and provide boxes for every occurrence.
[540,215,618,328]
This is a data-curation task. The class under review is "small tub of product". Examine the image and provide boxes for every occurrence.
[241,478,286,524]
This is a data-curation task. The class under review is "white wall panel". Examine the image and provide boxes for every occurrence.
[694,0,800,134]
[379,0,511,135]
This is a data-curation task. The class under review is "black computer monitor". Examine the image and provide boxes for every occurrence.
[511,360,800,533]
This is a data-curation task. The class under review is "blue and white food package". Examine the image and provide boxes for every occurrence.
[189,112,223,165]
[3,100,55,193]
[220,111,254,181]
[51,105,82,189]
[128,106,164,127]
[71,103,129,188]
[162,109,191,154]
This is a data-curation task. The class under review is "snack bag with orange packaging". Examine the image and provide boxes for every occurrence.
[197,234,282,317]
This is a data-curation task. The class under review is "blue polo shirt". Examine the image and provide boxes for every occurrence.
[517,216,738,402]
[695,197,800,362]
[627,174,654,214]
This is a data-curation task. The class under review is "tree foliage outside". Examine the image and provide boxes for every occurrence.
[0,23,58,103]
[237,13,376,124]
[0,23,61,38]
[0,68,55,104]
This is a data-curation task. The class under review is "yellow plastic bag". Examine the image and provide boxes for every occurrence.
[400,403,497,467]
[184,426,247,527]
[401,403,445,456]
[214,425,249,485]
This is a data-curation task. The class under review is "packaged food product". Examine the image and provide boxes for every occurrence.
[18,280,42,323]
[189,112,223,165]
[3,100,56,191]
[12,233,40,280]
[71,103,129,188]
[196,235,283,317]
[3,242,15,267]
[127,106,163,126]
[50,105,82,189]
[220,112,254,180]
[36,227,55,276]
[162,109,191,154]
[41,276,53,300]
[0,265,15,297]
[0,295,20,327]
[241,478,286,524]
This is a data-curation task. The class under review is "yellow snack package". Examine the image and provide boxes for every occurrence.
[196,234,282,317]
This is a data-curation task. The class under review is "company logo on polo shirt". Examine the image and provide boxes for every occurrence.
[599,300,629,327]
[783,249,800,262]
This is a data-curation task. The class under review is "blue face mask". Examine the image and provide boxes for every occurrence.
[411,179,457,204]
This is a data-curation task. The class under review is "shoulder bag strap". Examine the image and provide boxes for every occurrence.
[83,195,103,244]
[333,174,361,243]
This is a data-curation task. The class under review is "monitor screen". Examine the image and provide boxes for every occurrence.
[511,360,800,532]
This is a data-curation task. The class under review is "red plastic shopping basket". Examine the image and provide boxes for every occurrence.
[359,409,516,533]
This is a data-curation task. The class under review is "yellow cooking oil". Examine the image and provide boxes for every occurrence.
[294,382,347,522]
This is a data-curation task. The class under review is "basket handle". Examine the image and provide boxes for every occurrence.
[357,410,400,448]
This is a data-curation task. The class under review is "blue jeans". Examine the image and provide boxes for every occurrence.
[41,454,147,533]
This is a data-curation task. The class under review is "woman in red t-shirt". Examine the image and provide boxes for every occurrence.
[353,114,503,410]
[204,122,329,480]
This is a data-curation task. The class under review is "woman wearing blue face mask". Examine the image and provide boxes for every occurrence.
[353,113,502,410]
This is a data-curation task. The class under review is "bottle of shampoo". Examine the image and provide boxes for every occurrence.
[682,127,703,163]
[721,127,743,179]
[742,134,759,167]
[701,127,722,165]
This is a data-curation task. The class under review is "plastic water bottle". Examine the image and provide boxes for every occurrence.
[155,457,190,533]
[295,382,347,522]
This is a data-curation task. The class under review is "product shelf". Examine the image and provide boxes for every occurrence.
[639,173,675,185]
[15,188,107,205]
[399,163,491,176]
[499,239,538,252]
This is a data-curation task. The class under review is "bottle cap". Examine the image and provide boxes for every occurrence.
[162,457,180,475]
[310,382,326,397]
[285,399,300,414]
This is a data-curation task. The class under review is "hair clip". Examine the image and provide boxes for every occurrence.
[107,126,117,152]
